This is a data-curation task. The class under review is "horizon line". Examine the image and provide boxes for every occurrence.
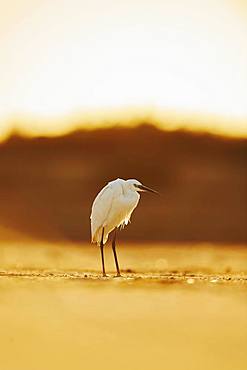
[0,108,246,142]
[1,122,247,145]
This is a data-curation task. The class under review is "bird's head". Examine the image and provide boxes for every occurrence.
[126,179,158,194]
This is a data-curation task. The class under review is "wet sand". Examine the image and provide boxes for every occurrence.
[0,243,247,370]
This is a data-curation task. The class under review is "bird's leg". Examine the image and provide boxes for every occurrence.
[100,227,106,277]
[112,228,121,277]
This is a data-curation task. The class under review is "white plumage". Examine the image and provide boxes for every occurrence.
[90,178,140,245]
[90,178,157,276]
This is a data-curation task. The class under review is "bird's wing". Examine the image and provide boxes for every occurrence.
[90,183,121,244]
[106,190,139,224]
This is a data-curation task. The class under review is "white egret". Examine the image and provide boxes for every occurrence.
[90,178,157,276]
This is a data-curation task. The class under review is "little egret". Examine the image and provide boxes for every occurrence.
[90,178,157,276]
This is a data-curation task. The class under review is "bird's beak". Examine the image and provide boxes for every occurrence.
[137,184,158,194]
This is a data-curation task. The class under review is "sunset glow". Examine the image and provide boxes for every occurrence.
[0,0,247,139]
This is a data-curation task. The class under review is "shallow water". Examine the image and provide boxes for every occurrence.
[0,242,247,370]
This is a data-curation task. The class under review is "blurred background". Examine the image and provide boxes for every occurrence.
[1,4,247,370]
[0,125,246,244]
[0,0,246,245]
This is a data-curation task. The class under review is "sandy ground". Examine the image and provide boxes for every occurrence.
[0,242,247,370]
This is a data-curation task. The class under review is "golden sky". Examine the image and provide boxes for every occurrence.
[0,0,247,139]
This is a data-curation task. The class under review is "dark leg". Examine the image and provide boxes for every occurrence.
[100,228,106,277]
[112,228,121,276]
